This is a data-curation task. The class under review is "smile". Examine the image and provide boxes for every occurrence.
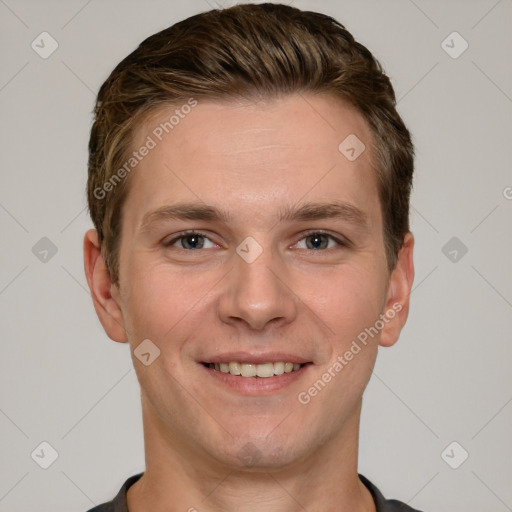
[204,362,302,378]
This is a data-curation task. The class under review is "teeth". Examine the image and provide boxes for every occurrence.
[228,362,241,375]
[240,364,257,377]
[273,362,285,375]
[256,363,274,378]
[208,361,303,377]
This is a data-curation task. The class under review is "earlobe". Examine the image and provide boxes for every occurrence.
[83,228,128,343]
[379,232,415,348]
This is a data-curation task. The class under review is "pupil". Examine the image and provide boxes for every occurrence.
[184,234,203,249]
[308,234,326,250]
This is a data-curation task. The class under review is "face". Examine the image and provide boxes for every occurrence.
[85,93,413,471]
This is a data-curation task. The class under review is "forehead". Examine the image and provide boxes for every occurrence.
[122,93,380,232]
[136,93,372,164]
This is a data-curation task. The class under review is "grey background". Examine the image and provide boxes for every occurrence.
[0,0,511,511]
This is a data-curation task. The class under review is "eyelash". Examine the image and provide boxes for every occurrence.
[165,230,349,251]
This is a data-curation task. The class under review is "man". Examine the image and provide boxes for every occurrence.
[84,3,418,511]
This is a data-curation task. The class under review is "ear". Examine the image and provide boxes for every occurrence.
[83,228,128,343]
[379,232,415,348]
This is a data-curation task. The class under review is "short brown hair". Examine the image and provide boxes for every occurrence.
[87,2,414,285]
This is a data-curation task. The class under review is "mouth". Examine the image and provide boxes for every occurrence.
[202,361,304,378]
[199,353,312,394]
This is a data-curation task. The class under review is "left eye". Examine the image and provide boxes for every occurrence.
[167,232,216,250]
[295,233,343,250]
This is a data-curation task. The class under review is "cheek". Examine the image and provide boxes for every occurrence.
[121,262,200,340]
[121,260,229,363]
[304,265,388,342]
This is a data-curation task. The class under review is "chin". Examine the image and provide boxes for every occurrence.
[211,428,314,472]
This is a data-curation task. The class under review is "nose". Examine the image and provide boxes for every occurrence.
[217,242,298,331]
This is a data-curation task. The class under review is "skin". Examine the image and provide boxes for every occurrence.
[84,93,414,512]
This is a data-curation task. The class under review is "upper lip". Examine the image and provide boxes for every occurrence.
[202,352,311,365]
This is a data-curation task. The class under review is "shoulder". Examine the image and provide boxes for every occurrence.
[86,503,115,512]
[359,474,425,512]
[85,473,144,512]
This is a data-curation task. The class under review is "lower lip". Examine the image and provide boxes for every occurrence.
[200,363,311,395]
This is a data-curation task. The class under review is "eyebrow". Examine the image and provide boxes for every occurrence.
[139,200,369,232]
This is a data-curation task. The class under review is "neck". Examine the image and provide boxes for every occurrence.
[127,396,375,512]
